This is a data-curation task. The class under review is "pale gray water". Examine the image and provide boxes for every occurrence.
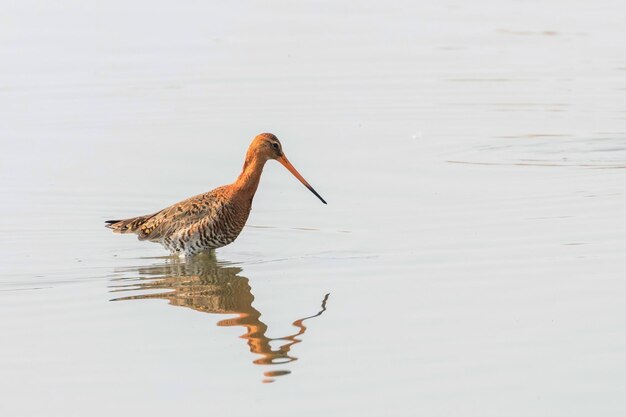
[2,1,626,416]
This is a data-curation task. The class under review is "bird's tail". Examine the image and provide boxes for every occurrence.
[105,215,153,234]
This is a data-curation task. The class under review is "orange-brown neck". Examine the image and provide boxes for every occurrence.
[233,152,268,199]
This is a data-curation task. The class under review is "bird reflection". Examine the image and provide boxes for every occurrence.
[110,253,329,383]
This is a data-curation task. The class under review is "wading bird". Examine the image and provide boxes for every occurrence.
[105,133,326,256]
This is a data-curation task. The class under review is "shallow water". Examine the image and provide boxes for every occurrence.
[2,1,626,416]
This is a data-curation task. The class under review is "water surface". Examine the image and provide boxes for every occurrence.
[2,1,626,416]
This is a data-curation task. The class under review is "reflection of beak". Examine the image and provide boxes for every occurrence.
[277,155,327,204]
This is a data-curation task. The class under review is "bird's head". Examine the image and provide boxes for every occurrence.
[248,133,326,204]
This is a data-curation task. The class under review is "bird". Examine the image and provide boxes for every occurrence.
[105,133,326,256]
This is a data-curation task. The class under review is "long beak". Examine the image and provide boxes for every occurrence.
[277,155,327,204]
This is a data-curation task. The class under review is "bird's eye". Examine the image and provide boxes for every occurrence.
[271,142,279,150]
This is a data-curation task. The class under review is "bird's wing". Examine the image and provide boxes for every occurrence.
[136,190,224,241]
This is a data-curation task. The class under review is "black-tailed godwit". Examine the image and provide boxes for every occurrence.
[105,133,326,256]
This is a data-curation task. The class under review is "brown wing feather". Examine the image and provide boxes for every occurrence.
[105,214,158,234]
[134,189,225,241]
